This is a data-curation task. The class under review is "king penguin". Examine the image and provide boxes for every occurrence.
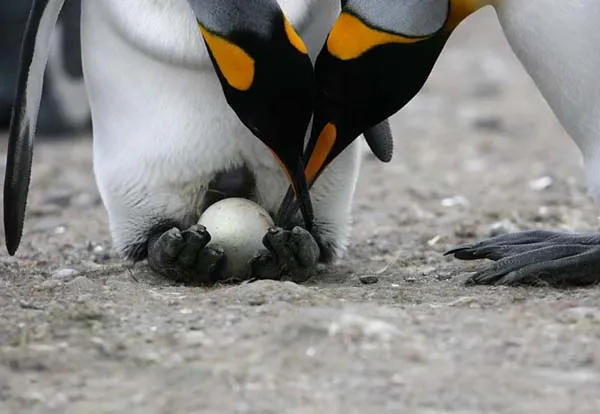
[293,0,600,286]
[4,0,387,284]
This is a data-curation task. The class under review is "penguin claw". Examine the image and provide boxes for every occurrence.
[147,224,226,285]
[249,226,320,283]
[446,230,600,286]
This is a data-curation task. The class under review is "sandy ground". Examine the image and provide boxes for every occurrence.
[2,10,600,414]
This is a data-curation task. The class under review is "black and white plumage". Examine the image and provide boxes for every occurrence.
[4,0,368,284]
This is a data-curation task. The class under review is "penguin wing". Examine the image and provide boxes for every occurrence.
[363,119,394,162]
[4,0,66,255]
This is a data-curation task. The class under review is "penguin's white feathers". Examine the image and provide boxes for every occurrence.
[490,0,600,202]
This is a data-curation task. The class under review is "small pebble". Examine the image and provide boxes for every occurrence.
[427,235,441,246]
[488,219,520,237]
[441,195,470,208]
[448,296,480,307]
[529,176,554,191]
[328,313,399,342]
[435,272,452,281]
[359,275,379,285]
[65,276,98,294]
[51,268,79,282]
[19,301,44,311]
[36,279,62,290]
[179,330,213,347]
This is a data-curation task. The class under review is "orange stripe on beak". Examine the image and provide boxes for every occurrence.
[327,12,433,61]
[305,123,337,184]
[270,150,298,196]
[199,25,255,91]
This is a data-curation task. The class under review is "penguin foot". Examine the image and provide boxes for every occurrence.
[147,224,226,285]
[445,230,600,286]
[249,226,320,283]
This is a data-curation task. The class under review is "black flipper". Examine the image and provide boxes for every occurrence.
[4,0,66,255]
[363,119,394,162]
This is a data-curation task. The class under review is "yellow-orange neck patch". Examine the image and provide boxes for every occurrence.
[305,123,337,184]
[199,25,255,91]
[327,12,433,61]
[284,19,308,54]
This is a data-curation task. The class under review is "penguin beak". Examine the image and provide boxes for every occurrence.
[190,2,316,230]
[274,107,343,226]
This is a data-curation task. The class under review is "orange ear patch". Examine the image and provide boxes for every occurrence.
[305,123,337,184]
[327,12,432,60]
[199,25,255,91]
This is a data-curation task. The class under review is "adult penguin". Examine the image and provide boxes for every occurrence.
[281,0,600,286]
[4,0,372,284]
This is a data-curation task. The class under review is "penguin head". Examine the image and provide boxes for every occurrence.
[194,1,316,227]
[304,0,487,183]
[199,15,313,156]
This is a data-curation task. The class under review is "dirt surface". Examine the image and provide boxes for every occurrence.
[2,10,600,414]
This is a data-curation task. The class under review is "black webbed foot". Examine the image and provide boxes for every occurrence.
[147,224,226,285]
[249,226,320,283]
[445,230,600,286]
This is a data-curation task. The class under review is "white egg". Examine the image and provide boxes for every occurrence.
[198,198,274,279]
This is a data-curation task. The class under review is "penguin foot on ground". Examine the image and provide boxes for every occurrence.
[250,226,320,283]
[147,224,226,286]
[446,230,600,286]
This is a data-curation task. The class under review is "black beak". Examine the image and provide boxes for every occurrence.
[4,0,59,255]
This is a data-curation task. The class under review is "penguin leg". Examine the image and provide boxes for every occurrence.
[249,226,320,283]
[147,224,226,286]
[445,230,600,286]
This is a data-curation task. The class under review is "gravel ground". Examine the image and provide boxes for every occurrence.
[2,10,600,414]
